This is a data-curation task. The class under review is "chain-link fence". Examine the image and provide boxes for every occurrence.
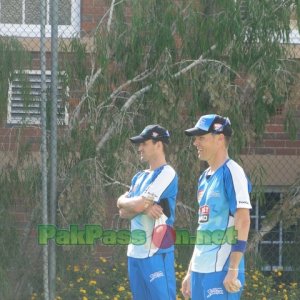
[0,1,300,299]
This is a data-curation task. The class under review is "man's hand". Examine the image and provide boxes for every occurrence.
[117,192,129,208]
[223,269,241,293]
[144,203,163,219]
[181,272,191,299]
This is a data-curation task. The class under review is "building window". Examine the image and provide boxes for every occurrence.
[7,70,69,125]
[251,191,299,271]
[0,0,80,38]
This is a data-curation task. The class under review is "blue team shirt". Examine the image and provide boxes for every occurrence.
[127,164,178,258]
[191,159,252,273]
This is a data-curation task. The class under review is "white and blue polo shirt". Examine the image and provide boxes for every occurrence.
[191,159,252,273]
[127,164,178,259]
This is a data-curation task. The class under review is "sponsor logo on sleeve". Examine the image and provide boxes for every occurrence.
[238,200,250,205]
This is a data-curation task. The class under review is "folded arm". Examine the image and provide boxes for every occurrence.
[117,192,162,219]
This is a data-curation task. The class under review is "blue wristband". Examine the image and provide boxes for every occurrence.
[231,240,247,253]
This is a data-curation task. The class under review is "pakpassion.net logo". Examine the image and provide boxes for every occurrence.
[38,224,238,248]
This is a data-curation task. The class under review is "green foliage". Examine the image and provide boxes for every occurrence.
[30,258,300,300]
[69,0,299,203]
[0,38,29,122]
[54,0,300,273]
[31,256,132,300]
[0,150,40,299]
[243,269,300,299]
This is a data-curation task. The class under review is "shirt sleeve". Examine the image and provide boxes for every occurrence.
[127,171,142,197]
[141,165,176,202]
[224,160,252,214]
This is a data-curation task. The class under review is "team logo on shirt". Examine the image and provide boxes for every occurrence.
[199,205,209,223]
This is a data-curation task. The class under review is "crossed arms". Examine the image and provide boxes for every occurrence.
[117,192,163,219]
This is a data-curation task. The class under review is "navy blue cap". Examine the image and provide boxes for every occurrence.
[185,114,232,137]
[130,124,170,144]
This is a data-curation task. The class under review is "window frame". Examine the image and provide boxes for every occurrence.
[7,69,69,126]
[251,187,297,271]
[0,0,80,38]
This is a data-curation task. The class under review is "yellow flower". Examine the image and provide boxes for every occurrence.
[262,297,267,300]
[74,265,80,272]
[277,271,282,277]
[278,284,284,289]
[89,280,97,286]
[55,297,62,300]
[95,268,100,274]
[113,268,117,272]
[95,289,103,295]
[80,288,87,294]
[118,286,125,292]
[100,257,107,263]
[252,284,258,288]
[69,283,74,288]
[283,295,288,300]
[290,282,298,288]
[77,277,84,283]
[82,297,88,300]
[252,275,258,281]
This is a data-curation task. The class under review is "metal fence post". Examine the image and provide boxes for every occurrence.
[49,0,59,298]
[40,0,49,299]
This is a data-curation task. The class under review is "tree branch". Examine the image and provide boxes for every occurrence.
[69,68,102,130]
[96,85,152,152]
[107,0,116,33]
[95,45,217,152]
[173,44,216,79]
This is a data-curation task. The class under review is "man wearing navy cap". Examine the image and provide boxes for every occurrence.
[181,114,252,300]
[117,124,178,300]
